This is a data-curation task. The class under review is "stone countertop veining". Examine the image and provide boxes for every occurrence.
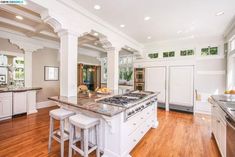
[48,94,126,117]
[0,87,42,93]
[49,91,159,117]
[211,94,235,121]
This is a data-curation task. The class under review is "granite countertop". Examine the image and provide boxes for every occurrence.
[49,93,126,117]
[211,94,235,121]
[49,91,159,117]
[0,87,42,93]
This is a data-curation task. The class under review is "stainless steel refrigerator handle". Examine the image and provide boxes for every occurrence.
[225,116,235,130]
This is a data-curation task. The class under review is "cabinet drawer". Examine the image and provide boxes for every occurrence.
[0,92,12,99]
[124,105,155,135]
[127,114,154,152]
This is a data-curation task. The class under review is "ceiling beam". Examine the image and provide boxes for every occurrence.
[0,17,58,39]
[0,5,42,23]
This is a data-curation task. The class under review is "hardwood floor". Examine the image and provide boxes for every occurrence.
[0,107,221,157]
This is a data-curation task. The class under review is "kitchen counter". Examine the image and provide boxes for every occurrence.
[211,94,235,121]
[0,87,42,93]
[49,94,125,117]
[49,91,159,117]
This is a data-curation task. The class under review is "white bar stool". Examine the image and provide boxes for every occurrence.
[68,114,100,157]
[48,108,75,157]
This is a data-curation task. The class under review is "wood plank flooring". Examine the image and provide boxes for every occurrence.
[0,107,221,157]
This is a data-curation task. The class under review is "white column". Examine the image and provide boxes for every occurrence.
[58,30,78,97]
[24,51,33,87]
[107,47,119,91]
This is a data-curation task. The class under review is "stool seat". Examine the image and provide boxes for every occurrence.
[69,114,99,129]
[50,108,75,120]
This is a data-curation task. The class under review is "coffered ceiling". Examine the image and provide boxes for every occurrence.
[0,4,135,55]
[74,0,235,43]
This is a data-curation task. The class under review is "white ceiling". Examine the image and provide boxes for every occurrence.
[74,0,235,44]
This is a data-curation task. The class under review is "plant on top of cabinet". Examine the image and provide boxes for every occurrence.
[201,46,218,56]
[148,53,158,59]
[163,52,169,57]
[180,49,194,56]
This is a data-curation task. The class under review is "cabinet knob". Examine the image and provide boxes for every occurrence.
[133,123,137,126]
[133,139,137,142]
[141,117,144,120]
[217,120,220,123]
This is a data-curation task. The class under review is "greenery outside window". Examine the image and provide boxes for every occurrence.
[201,46,218,56]
[180,49,194,56]
[163,51,175,58]
[148,53,158,59]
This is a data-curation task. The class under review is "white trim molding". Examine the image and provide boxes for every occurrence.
[36,100,58,109]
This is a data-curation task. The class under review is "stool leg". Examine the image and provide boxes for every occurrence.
[96,125,100,157]
[68,123,74,157]
[48,116,54,152]
[80,129,84,151]
[60,120,64,157]
[84,129,89,157]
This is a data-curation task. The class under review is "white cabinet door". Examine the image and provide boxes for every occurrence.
[0,92,12,119]
[145,66,166,103]
[169,66,194,107]
[13,92,27,115]
[219,120,226,157]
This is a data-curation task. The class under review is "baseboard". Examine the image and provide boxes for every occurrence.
[36,100,57,109]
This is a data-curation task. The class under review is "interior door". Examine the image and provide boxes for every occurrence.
[145,66,166,104]
[169,66,194,107]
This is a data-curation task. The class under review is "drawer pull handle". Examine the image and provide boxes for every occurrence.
[133,123,137,126]
[147,112,150,115]
[133,139,137,142]
[141,117,144,120]
[141,131,144,134]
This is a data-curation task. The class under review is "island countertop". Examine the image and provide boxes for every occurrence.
[49,91,159,117]
[49,93,126,117]
[0,87,42,93]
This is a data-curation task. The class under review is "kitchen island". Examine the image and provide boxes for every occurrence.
[49,90,159,157]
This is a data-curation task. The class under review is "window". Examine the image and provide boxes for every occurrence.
[180,49,194,56]
[201,46,218,56]
[13,57,24,81]
[119,56,133,84]
[148,53,158,59]
[163,51,175,58]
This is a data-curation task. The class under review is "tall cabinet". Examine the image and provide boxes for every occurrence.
[145,64,195,112]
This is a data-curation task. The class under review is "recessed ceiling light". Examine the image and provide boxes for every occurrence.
[144,16,151,21]
[16,15,23,20]
[120,24,125,28]
[128,48,132,50]
[94,5,101,10]
[147,36,152,39]
[93,32,99,36]
[216,11,224,16]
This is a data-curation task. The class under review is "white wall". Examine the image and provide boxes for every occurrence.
[32,48,60,102]
[134,36,226,114]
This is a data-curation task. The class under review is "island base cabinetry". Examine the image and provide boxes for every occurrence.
[59,98,158,157]
[0,92,12,120]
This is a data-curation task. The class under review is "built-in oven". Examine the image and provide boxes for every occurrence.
[134,82,145,91]
[134,68,145,83]
[225,115,235,157]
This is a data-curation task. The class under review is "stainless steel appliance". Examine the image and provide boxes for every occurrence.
[134,68,145,91]
[226,115,235,157]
